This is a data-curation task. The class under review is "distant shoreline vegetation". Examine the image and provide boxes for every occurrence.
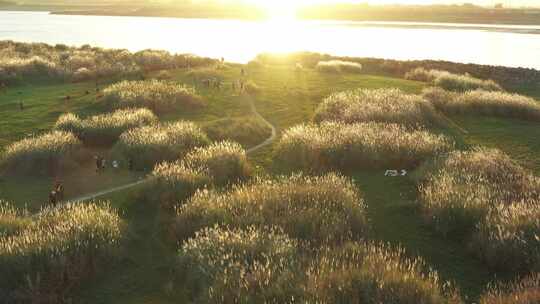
[1,2,540,25]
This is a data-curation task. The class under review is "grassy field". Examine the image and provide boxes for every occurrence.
[1,62,539,303]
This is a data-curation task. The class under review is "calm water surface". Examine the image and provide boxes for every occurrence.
[1,10,540,69]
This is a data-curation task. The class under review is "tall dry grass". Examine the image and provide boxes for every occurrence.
[0,41,218,84]
[176,225,304,303]
[102,80,204,113]
[112,121,210,170]
[0,131,83,175]
[314,88,441,126]
[480,273,540,304]
[55,108,158,146]
[423,87,540,121]
[151,141,250,207]
[275,121,453,172]
[0,201,124,301]
[316,60,363,74]
[174,173,368,245]
[406,68,502,92]
[305,242,463,304]
[419,148,540,272]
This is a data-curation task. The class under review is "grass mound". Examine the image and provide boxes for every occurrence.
[315,60,363,74]
[0,201,124,301]
[203,116,272,148]
[423,88,540,121]
[151,141,250,206]
[112,121,210,170]
[102,80,204,113]
[419,148,540,272]
[305,242,463,304]
[176,225,303,303]
[314,88,441,127]
[175,173,368,244]
[0,131,83,175]
[406,68,502,92]
[275,122,452,172]
[480,273,540,304]
[55,108,158,146]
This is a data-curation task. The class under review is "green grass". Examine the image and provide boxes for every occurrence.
[1,63,539,303]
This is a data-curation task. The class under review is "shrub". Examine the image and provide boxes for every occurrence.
[56,108,158,146]
[176,225,304,303]
[102,80,203,113]
[305,242,463,304]
[0,131,83,175]
[314,88,441,127]
[316,60,362,74]
[112,121,210,170]
[419,148,540,237]
[275,122,453,172]
[480,273,540,304]
[423,88,540,121]
[72,67,95,82]
[405,68,502,92]
[175,173,368,244]
[0,201,124,301]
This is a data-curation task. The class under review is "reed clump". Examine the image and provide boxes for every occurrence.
[102,80,204,113]
[176,225,304,303]
[314,88,441,127]
[112,121,210,170]
[0,131,83,175]
[305,242,463,304]
[316,60,363,74]
[406,68,502,92]
[479,273,540,304]
[55,108,158,146]
[174,173,368,245]
[151,141,250,206]
[423,87,540,121]
[275,121,453,172]
[419,148,540,272]
[0,201,124,301]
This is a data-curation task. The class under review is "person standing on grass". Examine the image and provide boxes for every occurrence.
[55,181,64,202]
[96,155,102,173]
[19,101,24,111]
[128,158,134,171]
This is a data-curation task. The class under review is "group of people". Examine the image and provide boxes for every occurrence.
[48,181,64,206]
[201,78,223,89]
[96,155,133,173]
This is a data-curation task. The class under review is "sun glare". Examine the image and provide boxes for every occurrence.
[247,0,305,20]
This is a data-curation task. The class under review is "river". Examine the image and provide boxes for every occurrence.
[1,10,539,70]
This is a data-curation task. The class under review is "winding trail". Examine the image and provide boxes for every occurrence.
[68,94,276,203]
